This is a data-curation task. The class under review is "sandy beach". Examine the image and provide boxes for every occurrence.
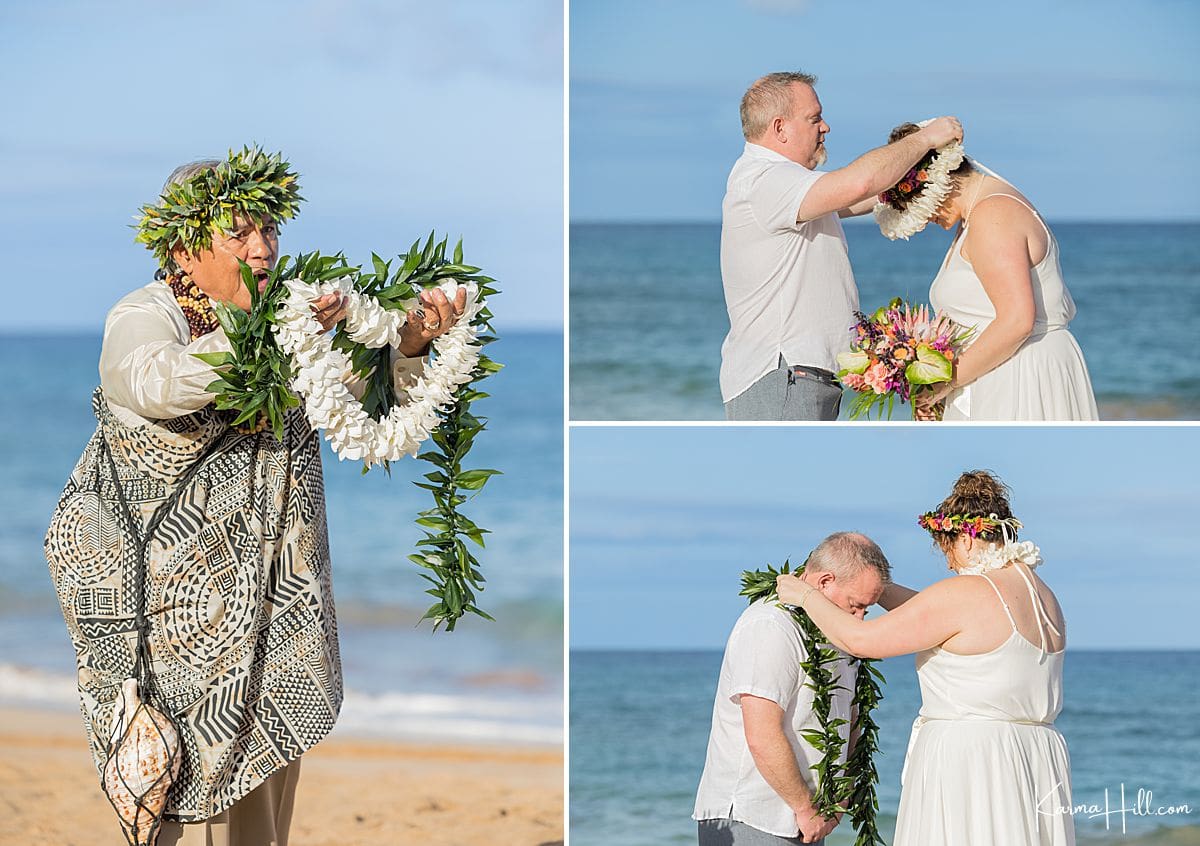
[0,707,563,846]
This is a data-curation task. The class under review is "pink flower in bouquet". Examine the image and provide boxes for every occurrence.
[839,298,974,419]
[841,372,866,391]
[863,361,891,394]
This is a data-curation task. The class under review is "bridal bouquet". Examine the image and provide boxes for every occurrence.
[836,298,972,420]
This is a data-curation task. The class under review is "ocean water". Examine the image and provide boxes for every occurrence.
[569,222,1200,420]
[569,650,1200,846]
[0,330,563,746]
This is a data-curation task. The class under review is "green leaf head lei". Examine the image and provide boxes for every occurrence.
[740,558,886,846]
[134,146,303,270]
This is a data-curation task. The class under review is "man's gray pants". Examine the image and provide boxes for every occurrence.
[698,818,822,845]
[724,359,842,421]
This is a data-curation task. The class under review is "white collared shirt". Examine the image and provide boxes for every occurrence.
[693,599,855,838]
[719,142,859,402]
[99,282,426,427]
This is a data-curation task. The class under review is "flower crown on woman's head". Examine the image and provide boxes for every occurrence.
[135,145,303,269]
[917,511,1022,539]
[873,119,965,241]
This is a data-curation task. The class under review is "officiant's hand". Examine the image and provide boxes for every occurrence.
[794,804,839,843]
[398,286,468,357]
[922,116,963,149]
[311,292,349,332]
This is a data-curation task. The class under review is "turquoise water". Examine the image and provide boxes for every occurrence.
[0,330,563,744]
[569,222,1200,420]
[570,649,1200,845]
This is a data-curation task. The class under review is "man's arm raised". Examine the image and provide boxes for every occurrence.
[799,116,963,223]
[742,694,838,844]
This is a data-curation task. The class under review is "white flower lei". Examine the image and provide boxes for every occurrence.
[957,539,1043,575]
[873,118,966,241]
[273,278,484,467]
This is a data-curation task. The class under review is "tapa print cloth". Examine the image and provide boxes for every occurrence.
[46,389,342,820]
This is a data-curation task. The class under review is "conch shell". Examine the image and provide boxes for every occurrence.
[103,678,182,846]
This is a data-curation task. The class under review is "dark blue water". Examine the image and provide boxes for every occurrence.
[0,330,563,743]
[569,222,1200,420]
[570,649,1200,846]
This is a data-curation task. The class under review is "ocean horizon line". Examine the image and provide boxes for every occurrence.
[570,645,1200,654]
[570,218,1200,227]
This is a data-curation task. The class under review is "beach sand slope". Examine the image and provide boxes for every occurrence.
[0,708,563,846]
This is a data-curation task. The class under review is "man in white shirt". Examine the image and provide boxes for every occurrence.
[694,533,890,845]
[720,72,963,420]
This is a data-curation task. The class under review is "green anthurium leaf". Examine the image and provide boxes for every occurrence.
[905,345,953,385]
[836,350,870,375]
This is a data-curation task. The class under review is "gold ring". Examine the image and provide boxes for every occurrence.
[424,319,442,332]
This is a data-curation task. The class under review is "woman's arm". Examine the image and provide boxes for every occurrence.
[918,200,1041,412]
[776,575,966,659]
[877,582,918,611]
[838,195,879,219]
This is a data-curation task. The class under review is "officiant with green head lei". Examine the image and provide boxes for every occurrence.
[43,148,466,845]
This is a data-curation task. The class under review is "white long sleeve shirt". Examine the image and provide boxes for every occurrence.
[99,282,426,428]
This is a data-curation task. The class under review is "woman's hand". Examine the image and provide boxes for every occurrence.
[912,383,952,421]
[398,286,468,358]
[776,573,813,607]
[311,292,348,332]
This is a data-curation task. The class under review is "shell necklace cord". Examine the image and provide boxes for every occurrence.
[163,273,220,341]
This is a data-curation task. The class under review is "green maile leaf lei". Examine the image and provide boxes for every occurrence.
[739,560,886,846]
[196,234,501,632]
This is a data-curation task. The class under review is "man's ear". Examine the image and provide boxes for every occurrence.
[171,247,194,277]
[812,570,836,589]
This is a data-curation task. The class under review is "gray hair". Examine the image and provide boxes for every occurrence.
[154,160,221,275]
[740,71,817,141]
[161,158,220,194]
[806,531,891,582]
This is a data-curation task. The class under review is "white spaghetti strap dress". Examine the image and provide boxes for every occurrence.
[930,193,1098,421]
[893,563,1076,845]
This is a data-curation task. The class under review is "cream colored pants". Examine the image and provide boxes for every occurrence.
[157,761,301,846]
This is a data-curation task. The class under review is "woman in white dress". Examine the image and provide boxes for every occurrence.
[876,123,1098,421]
[776,471,1075,846]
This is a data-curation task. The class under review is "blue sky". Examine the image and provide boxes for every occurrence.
[0,0,562,331]
[571,0,1200,222]
[570,426,1200,650]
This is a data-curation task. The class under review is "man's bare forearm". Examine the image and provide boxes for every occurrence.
[843,130,940,202]
[801,116,961,221]
[746,721,818,813]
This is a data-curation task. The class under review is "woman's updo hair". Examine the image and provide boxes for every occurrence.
[932,470,1014,551]
[889,122,973,176]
